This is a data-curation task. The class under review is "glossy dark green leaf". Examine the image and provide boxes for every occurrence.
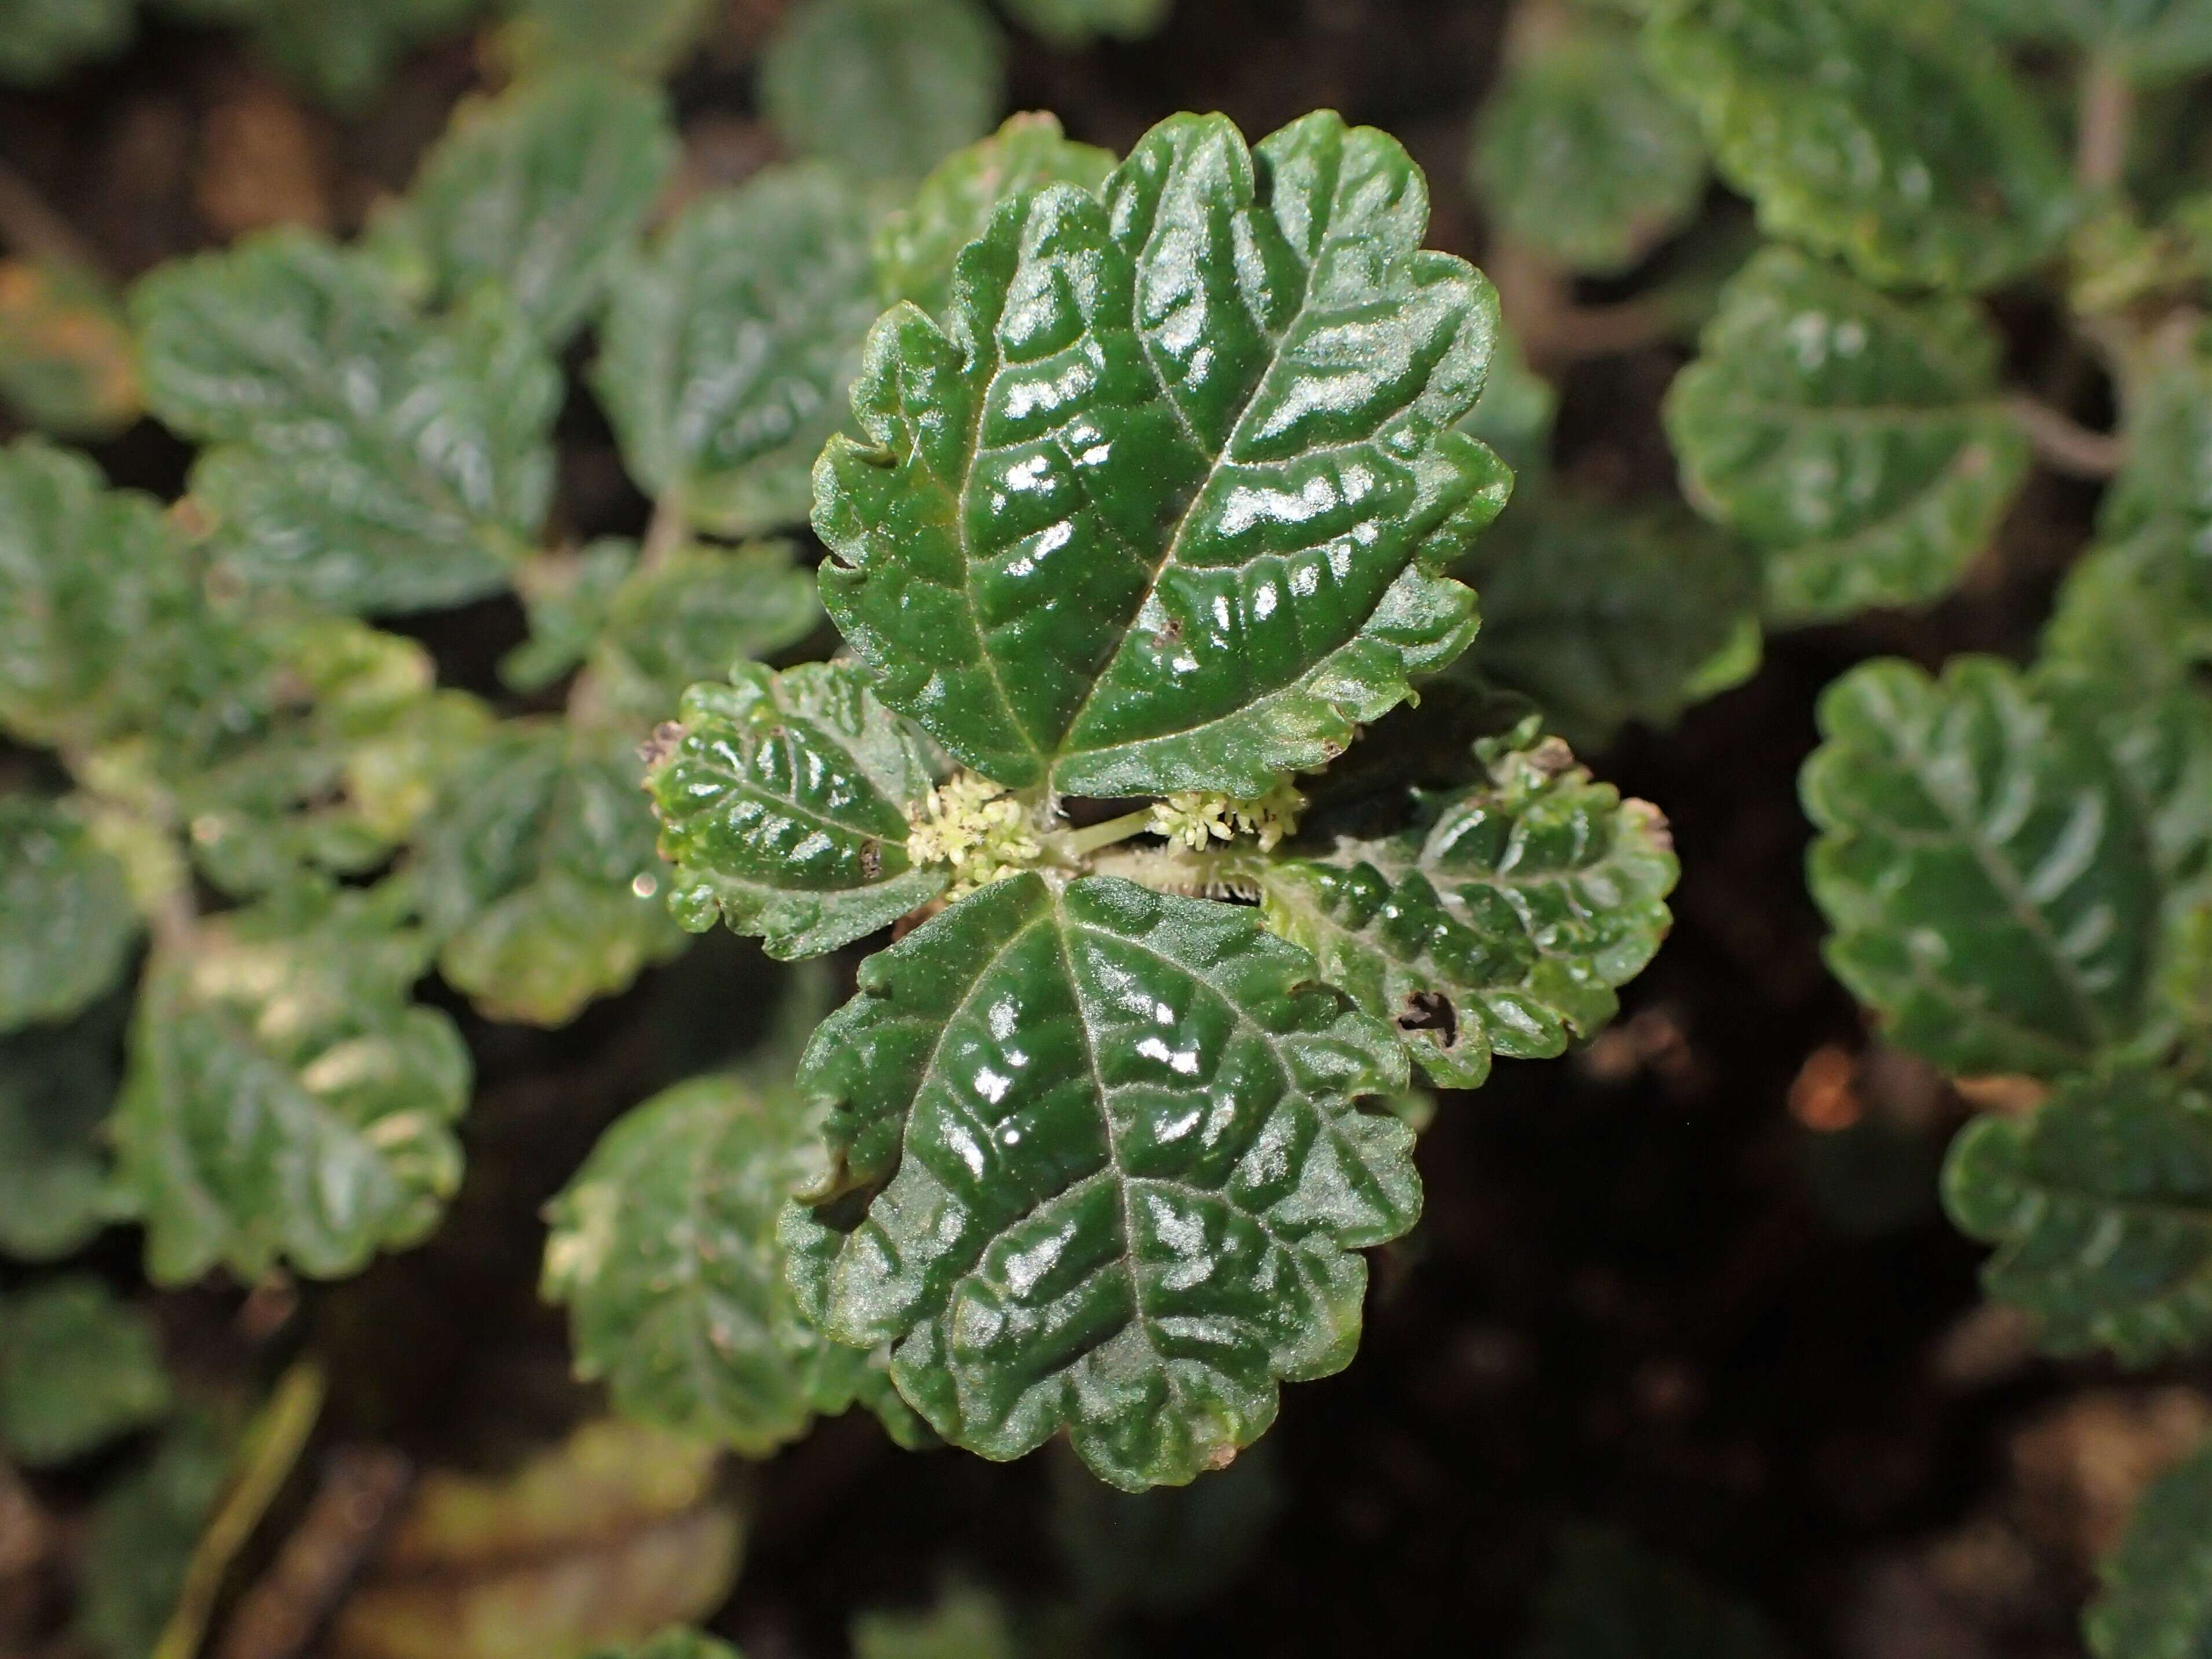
[782,873,1418,1490]
[0,438,192,751]
[875,112,1117,319]
[760,0,1006,184]
[818,110,1508,798]
[1450,494,1760,750]
[0,1007,127,1260]
[0,258,141,437]
[381,71,677,347]
[1966,0,2212,82]
[1001,0,1171,46]
[1666,247,2029,623]
[1258,724,1676,1088]
[596,165,881,536]
[0,0,133,82]
[498,0,721,78]
[115,885,470,1284]
[414,723,686,1026]
[544,1071,911,1457]
[134,231,558,614]
[0,797,137,1031]
[2087,1439,2212,1659]
[850,1587,1019,1659]
[1802,658,2163,1078]
[77,1411,230,1659]
[0,1277,171,1465]
[1521,1525,1788,1659]
[1947,1066,2212,1364]
[650,661,946,960]
[1470,23,1706,276]
[1645,0,2075,292]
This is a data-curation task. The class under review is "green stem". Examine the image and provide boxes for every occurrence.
[1046,807,1158,863]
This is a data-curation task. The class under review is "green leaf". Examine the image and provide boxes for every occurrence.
[1470,22,1707,277]
[134,231,559,614]
[415,723,686,1026]
[1450,494,1760,750]
[2087,1439,2212,1659]
[116,884,470,1284]
[504,541,638,694]
[1521,1525,1788,1659]
[2105,322,2212,538]
[1946,1066,2212,1365]
[782,873,1418,1491]
[1665,247,2030,623]
[759,0,1006,185]
[1257,725,1676,1088]
[224,0,483,111]
[0,1007,127,1260]
[851,1587,1019,1659]
[0,438,192,751]
[1966,0,2212,83]
[1457,323,1556,484]
[875,112,1117,319]
[0,1277,171,1466]
[0,0,133,83]
[498,0,721,78]
[1049,1436,1283,1614]
[0,259,141,437]
[596,165,882,537]
[1802,658,2164,1078]
[380,71,678,348]
[2042,520,2212,698]
[649,660,947,960]
[0,797,137,1032]
[1645,0,2075,293]
[817,110,1509,798]
[1001,0,1171,46]
[546,1071,915,1457]
[78,1411,231,1659]
[589,1633,744,1659]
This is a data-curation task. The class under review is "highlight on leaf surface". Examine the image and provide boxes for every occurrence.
[0,797,137,1033]
[1802,658,2163,1080]
[815,108,1510,798]
[1645,0,2076,293]
[1258,722,1677,1089]
[596,164,881,537]
[1946,1067,2212,1366]
[2085,1438,2212,1659]
[116,884,470,1285]
[543,1070,915,1457]
[1666,247,2030,623]
[781,873,1420,1491]
[0,1277,171,1467]
[759,0,1007,185]
[133,229,559,614]
[649,660,948,961]
[376,69,678,348]
[1470,18,1707,276]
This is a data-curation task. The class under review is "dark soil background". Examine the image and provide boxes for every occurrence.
[0,3,2169,1655]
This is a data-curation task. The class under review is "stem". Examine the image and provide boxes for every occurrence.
[1089,844,1265,898]
[640,493,687,570]
[2076,54,2134,193]
[2007,395,2126,479]
[1488,239,1684,373]
[1046,807,1157,863]
[0,155,104,272]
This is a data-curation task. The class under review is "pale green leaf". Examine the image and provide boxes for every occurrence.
[1258,724,1676,1088]
[414,723,686,1026]
[503,541,638,695]
[783,873,1419,1491]
[1645,0,2075,292]
[875,112,1116,319]
[596,165,881,536]
[1802,658,2163,1078]
[134,231,559,614]
[649,660,947,960]
[760,0,1006,184]
[1666,247,2030,622]
[0,1277,170,1465]
[382,71,678,347]
[0,797,137,1032]
[1471,22,1707,276]
[2042,520,2212,699]
[116,884,470,1284]
[816,110,1507,797]
[1947,1066,2212,1365]
[1001,0,1171,46]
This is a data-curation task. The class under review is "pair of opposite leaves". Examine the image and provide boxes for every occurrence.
[657,108,1528,1491]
